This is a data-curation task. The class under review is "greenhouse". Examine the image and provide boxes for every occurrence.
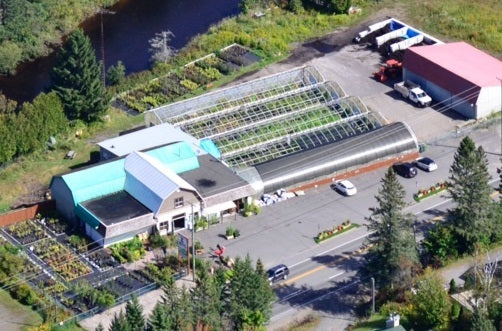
[145,66,385,169]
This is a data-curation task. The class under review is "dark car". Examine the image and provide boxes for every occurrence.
[267,264,290,285]
[392,162,418,178]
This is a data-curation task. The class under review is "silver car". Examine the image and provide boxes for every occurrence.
[416,157,438,172]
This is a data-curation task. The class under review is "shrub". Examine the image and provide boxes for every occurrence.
[226,227,234,237]
[234,229,241,238]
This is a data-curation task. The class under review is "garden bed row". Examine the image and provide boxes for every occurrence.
[116,44,261,113]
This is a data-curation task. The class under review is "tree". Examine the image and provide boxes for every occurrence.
[0,93,17,114]
[95,323,105,331]
[364,168,418,288]
[0,114,17,164]
[470,308,496,331]
[125,295,145,330]
[423,223,458,267]
[410,268,451,330]
[147,303,171,331]
[449,136,492,252]
[0,40,22,74]
[108,311,130,331]
[190,263,222,330]
[107,61,126,86]
[329,0,351,14]
[149,31,177,64]
[227,255,275,330]
[51,29,106,122]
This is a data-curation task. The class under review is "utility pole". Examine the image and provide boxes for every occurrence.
[98,7,115,91]
[191,202,196,282]
[371,277,375,314]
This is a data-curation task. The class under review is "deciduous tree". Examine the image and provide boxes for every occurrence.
[409,268,451,330]
[51,29,106,122]
[149,31,177,64]
[470,308,496,331]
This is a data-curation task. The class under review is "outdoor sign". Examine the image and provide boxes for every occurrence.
[177,233,189,259]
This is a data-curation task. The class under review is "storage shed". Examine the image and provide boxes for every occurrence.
[403,42,502,119]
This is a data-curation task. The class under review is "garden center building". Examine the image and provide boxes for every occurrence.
[403,42,502,119]
[51,66,420,246]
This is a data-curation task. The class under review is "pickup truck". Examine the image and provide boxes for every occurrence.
[394,81,432,107]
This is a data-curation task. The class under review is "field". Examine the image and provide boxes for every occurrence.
[0,289,43,331]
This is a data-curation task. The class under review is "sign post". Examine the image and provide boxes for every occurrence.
[178,233,189,276]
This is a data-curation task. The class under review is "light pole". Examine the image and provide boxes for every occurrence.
[191,202,196,282]
[98,7,115,91]
[371,277,375,314]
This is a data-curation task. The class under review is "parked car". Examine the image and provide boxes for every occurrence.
[392,162,418,178]
[332,180,357,196]
[415,157,438,172]
[267,264,290,285]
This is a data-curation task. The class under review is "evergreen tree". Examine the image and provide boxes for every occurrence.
[364,167,418,288]
[449,136,492,252]
[410,268,451,330]
[51,29,106,122]
[161,283,192,330]
[255,258,265,276]
[470,308,496,331]
[227,255,275,330]
[190,264,222,330]
[107,61,126,86]
[147,303,171,331]
[108,311,130,331]
[125,295,145,330]
[95,323,105,331]
[0,114,17,164]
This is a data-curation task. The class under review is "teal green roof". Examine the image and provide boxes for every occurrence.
[75,203,100,229]
[200,139,221,159]
[59,142,199,206]
[145,142,199,173]
[62,159,126,206]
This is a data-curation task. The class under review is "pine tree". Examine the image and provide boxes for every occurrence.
[95,323,105,331]
[470,308,496,331]
[364,167,418,288]
[51,29,106,122]
[227,255,275,329]
[125,295,145,330]
[190,264,222,330]
[255,258,265,276]
[147,303,171,331]
[449,136,493,252]
[108,311,130,331]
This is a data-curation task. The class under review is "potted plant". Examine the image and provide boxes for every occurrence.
[194,241,204,255]
[233,229,240,238]
[225,227,234,240]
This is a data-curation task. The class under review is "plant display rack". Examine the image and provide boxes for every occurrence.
[413,181,449,202]
[314,222,359,243]
[147,66,382,169]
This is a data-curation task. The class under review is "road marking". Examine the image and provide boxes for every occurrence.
[283,265,326,285]
[289,231,374,269]
[328,271,345,280]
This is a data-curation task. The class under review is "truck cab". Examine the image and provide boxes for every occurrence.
[409,87,432,107]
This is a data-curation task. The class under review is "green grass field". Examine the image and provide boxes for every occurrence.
[0,289,43,331]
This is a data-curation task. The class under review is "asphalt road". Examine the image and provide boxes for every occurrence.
[189,121,500,329]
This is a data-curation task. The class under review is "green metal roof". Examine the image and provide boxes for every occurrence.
[60,142,199,206]
[75,203,101,229]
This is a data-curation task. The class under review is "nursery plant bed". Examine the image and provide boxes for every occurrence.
[32,238,92,281]
[39,217,68,235]
[314,223,360,244]
[5,219,47,245]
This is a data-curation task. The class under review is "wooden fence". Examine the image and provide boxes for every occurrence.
[0,200,55,227]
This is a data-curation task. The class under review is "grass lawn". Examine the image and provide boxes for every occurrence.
[0,289,43,331]
[351,313,387,331]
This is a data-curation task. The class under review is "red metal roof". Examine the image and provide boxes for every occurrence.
[404,42,502,88]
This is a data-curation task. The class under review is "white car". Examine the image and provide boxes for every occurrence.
[416,157,438,172]
[333,180,357,196]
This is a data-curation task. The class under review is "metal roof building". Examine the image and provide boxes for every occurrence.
[403,42,502,119]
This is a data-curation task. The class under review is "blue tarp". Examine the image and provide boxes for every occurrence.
[200,139,222,159]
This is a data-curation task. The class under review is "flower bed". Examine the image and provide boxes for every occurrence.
[32,238,92,281]
[314,222,359,244]
[413,182,449,202]
[6,219,47,245]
